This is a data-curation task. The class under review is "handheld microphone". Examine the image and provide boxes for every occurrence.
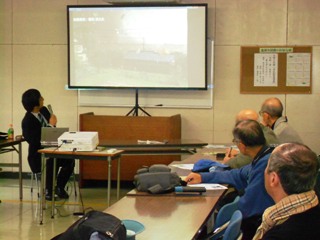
[47,104,53,115]
[174,186,206,193]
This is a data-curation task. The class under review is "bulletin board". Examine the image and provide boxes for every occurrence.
[241,46,312,94]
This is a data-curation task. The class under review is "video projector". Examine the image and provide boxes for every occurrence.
[58,131,99,151]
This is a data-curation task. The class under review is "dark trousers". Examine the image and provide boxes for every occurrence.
[45,158,75,193]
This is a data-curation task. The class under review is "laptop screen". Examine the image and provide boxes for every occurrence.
[41,127,69,147]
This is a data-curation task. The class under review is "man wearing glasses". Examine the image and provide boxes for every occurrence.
[259,97,303,144]
[223,109,279,169]
[186,120,275,240]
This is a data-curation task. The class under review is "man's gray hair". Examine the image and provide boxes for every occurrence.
[267,143,319,195]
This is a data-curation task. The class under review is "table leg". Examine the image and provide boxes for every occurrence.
[117,156,121,200]
[18,142,23,200]
[51,158,57,218]
[40,153,46,225]
[107,156,111,207]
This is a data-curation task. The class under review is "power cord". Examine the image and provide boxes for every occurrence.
[72,171,86,216]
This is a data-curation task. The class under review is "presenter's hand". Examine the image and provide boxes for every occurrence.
[49,114,57,126]
[185,173,202,185]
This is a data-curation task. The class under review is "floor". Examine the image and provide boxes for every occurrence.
[0,177,132,240]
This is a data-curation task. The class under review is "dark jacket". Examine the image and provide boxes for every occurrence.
[22,107,50,173]
[262,205,320,240]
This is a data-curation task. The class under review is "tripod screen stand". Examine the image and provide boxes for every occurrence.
[126,89,151,116]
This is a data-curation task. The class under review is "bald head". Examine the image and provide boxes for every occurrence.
[261,97,283,118]
[236,109,259,123]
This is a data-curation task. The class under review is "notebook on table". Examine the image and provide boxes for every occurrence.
[40,127,69,147]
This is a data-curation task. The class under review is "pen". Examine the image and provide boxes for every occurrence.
[228,147,233,157]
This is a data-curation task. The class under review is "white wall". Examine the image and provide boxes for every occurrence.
[1,0,320,173]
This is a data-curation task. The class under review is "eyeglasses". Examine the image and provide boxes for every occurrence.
[259,110,269,116]
[232,138,241,144]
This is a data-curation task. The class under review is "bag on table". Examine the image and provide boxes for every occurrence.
[192,159,231,172]
[133,164,181,194]
[52,210,127,240]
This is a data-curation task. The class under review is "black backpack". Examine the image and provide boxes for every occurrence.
[52,210,127,240]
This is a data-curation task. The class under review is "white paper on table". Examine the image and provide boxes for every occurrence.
[205,144,228,148]
[188,183,227,190]
[171,164,194,170]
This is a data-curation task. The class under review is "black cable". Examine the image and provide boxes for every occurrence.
[53,141,65,152]
[73,173,85,216]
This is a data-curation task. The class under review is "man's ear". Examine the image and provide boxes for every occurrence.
[269,171,281,187]
[237,141,245,152]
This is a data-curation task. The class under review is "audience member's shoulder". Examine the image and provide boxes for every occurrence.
[227,154,251,169]
[278,127,303,144]
[262,205,320,240]
[261,125,279,145]
[274,117,303,144]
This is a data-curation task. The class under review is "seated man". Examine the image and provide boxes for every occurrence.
[21,89,75,200]
[223,109,279,169]
[186,120,274,240]
[259,97,303,144]
[253,143,320,240]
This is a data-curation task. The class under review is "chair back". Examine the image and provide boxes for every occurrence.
[214,196,240,229]
[211,196,240,240]
[222,210,243,240]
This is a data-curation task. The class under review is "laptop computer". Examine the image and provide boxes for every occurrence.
[41,127,69,147]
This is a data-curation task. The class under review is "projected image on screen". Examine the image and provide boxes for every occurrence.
[68,4,207,89]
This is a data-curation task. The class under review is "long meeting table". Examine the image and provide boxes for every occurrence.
[103,145,228,239]
[99,139,208,155]
[104,191,226,240]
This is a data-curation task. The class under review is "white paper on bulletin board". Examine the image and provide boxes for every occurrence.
[286,53,311,87]
[254,53,278,87]
[78,39,214,109]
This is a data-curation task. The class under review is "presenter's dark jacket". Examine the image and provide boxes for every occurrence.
[22,107,50,173]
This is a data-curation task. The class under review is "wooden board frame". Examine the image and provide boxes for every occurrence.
[241,46,312,94]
